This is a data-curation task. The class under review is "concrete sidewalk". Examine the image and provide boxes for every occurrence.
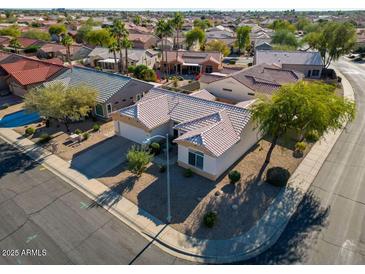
[0,71,355,263]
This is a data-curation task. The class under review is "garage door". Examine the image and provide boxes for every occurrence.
[116,121,148,144]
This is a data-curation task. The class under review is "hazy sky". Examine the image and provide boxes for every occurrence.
[3,0,365,10]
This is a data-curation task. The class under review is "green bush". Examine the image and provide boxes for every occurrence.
[74,129,83,135]
[83,132,90,140]
[38,133,51,144]
[25,127,35,135]
[295,141,307,152]
[229,59,236,65]
[183,168,193,177]
[24,45,40,53]
[305,131,320,143]
[127,145,153,176]
[266,167,291,187]
[92,123,100,132]
[228,170,241,184]
[203,211,217,228]
[149,142,161,155]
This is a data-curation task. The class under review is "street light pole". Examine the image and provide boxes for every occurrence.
[165,133,171,223]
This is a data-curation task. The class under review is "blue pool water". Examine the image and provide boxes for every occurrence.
[0,110,41,128]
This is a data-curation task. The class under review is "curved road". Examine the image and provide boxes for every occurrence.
[242,59,365,264]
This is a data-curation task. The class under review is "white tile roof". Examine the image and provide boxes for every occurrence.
[118,87,252,157]
[255,50,323,66]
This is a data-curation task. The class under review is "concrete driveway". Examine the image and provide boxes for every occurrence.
[70,136,135,179]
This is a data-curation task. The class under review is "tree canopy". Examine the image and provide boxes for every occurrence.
[48,24,67,37]
[85,29,112,47]
[24,83,98,132]
[193,18,212,30]
[0,25,21,37]
[185,27,206,50]
[205,39,230,56]
[271,29,299,48]
[236,26,251,54]
[22,30,51,41]
[132,64,157,82]
[303,21,357,67]
[251,81,355,164]
[269,19,296,33]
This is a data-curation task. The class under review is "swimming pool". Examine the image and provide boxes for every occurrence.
[0,110,41,128]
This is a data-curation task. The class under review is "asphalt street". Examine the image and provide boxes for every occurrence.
[0,139,190,265]
[241,59,365,265]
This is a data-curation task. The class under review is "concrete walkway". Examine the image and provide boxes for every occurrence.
[0,72,355,263]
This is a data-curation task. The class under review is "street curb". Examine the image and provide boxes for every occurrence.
[0,69,355,264]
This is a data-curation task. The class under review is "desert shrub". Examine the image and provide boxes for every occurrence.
[38,133,51,144]
[229,59,236,64]
[305,130,320,143]
[24,45,40,53]
[25,127,35,135]
[203,211,217,228]
[83,132,90,140]
[74,129,83,134]
[228,170,241,184]
[92,123,100,132]
[127,145,153,176]
[183,168,193,177]
[266,167,291,187]
[149,142,161,155]
[159,164,166,173]
[295,141,307,152]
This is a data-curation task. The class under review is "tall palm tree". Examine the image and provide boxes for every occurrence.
[155,19,166,77]
[121,38,133,74]
[110,19,129,73]
[61,34,73,65]
[163,21,174,76]
[172,12,184,74]
[108,38,120,72]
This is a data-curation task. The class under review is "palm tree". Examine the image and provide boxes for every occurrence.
[108,38,120,72]
[110,19,129,73]
[9,38,21,54]
[155,19,166,77]
[121,38,133,74]
[61,34,73,65]
[155,19,173,77]
[172,12,184,74]
[163,21,174,76]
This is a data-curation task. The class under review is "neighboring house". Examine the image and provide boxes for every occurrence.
[0,53,67,97]
[206,25,237,53]
[254,41,272,52]
[38,42,92,62]
[112,87,260,180]
[254,50,323,79]
[356,28,365,48]
[0,36,44,53]
[129,33,157,49]
[87,47,159,72]
[49,66,154,120]
[160,50,223,75]
[157,37,186,51]
[199,66,246,89]
[204,63,303,104]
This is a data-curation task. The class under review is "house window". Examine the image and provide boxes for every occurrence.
[205,65,213,73]
[95,104,104,117]
[188,150,204,169]
[106,103,112,113]
[223,88,232,92]
[307,70,312,77]
[248,92,255,96]
[312,70,320,77]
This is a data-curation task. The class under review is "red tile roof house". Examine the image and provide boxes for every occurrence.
[203,63,304,104]
[112,87,260,180]
[0,53,67,97]
[0,36,44,54]
[160,50,223,76]
[37,42,92,62]
[128,33,158,49]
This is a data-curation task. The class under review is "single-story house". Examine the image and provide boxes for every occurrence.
[48,66,154,120]
[204,63,303,104]
[87,47,159,72]
[112,87,260,180]
[128,33,158,49]
[160,50,223,75]
[254,50,324,79]
[0,36,44,53]
[0,53,67,97]
[37,42,92,62]
[254,41,273,52]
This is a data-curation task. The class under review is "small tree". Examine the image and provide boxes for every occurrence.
[24,83,98,132]
[127,145,153,176]
[9,38,21,53]
[61,34,73,65]
[185,27,206,50]
[251,81,355,168]
[236,26,251,54]
[48,24,67,41]
[205,39,230,56]
[271,29,299,48]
